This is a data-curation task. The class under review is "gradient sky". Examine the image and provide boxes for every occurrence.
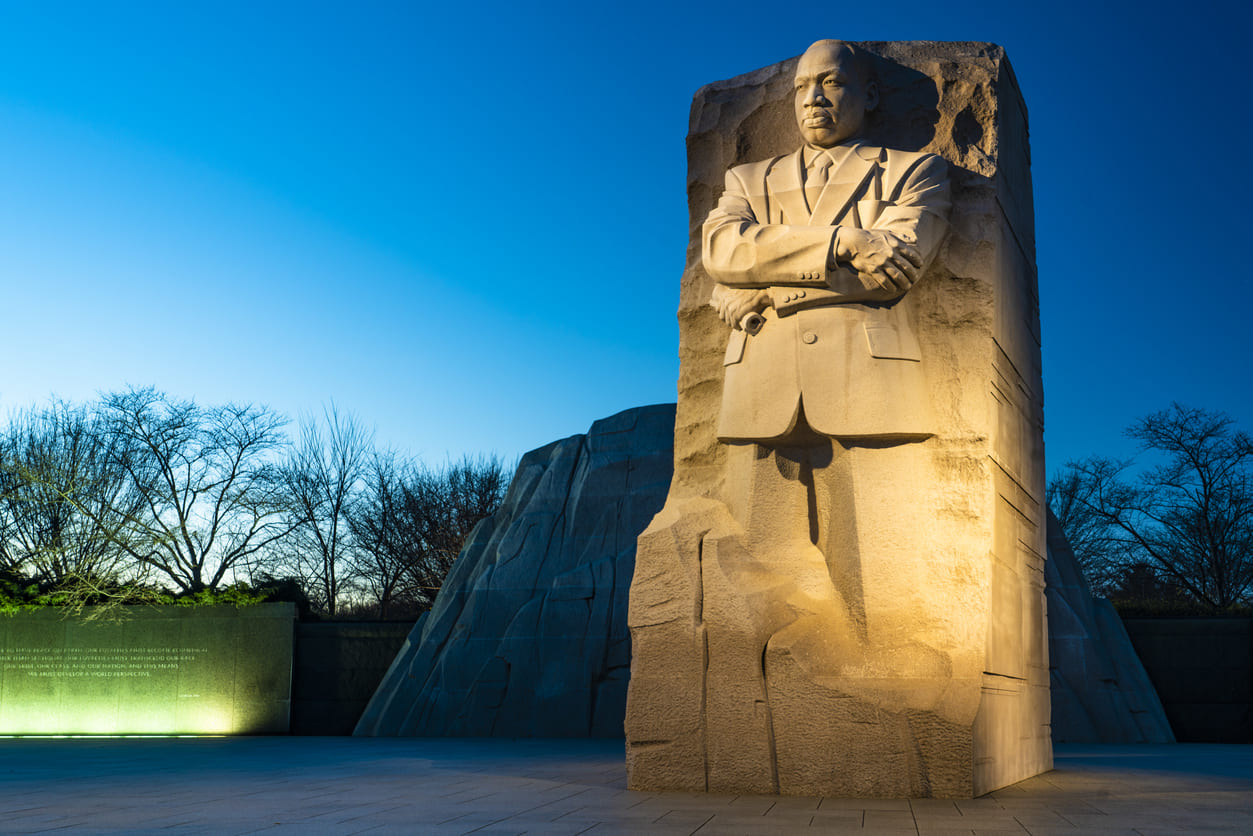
[1,0,1249,475]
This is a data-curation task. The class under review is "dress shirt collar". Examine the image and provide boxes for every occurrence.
[802,140,863,171]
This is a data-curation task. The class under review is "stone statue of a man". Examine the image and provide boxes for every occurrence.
[706,39,950,441]
[703,39,952,683]
[628,38,1051,798]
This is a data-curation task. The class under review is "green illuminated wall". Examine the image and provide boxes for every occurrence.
[0,603,294,735]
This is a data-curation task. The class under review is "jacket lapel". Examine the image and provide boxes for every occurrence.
[764,149,809,224]
[809,144,883,228]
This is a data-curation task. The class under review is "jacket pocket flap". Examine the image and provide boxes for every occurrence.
[864,323,921,362]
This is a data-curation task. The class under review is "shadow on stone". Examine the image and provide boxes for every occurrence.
[358,405,1171,747]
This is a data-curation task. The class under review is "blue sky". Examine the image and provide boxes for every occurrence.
[1,0,1249,474]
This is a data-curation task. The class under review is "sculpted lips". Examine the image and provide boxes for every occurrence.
[802,112,833,128]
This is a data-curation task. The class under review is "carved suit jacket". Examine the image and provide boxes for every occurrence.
[703,142,951,442]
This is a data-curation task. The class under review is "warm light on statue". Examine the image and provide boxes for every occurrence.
[626,39,1051,798]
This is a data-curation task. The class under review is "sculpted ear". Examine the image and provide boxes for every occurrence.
[864,80,880,112]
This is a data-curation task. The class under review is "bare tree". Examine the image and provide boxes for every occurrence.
[350,454,508,617]
[277,407,371,616]
[345,452,409,618]
[1046,466,1131,596]
[0,389,510,617]
[1050,404,1253,610]
[99,388,294,593]
[0,401,146,588]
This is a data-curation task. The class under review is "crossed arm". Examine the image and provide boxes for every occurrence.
[704,154,950,329]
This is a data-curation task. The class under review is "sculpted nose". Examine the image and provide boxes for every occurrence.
[804,84,828,107]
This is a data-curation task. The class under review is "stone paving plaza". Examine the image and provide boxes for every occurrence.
[0,738,1249,835]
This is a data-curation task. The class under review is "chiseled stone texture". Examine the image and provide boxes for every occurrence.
[1046,508,1175,743]
[357,401,1164,751]
[627,41,1049,798]
[354,404,674,738]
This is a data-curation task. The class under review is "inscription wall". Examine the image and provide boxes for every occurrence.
[0,603,294,735]
[0,647,209,678]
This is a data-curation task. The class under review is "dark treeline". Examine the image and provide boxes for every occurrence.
[1049,403,1253,614]
[0,388,508,620]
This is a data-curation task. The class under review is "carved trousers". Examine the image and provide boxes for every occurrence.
[720,433,945,655]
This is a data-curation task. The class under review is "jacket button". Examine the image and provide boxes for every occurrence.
[802,331,817,344]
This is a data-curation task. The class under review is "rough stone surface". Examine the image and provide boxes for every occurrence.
[626,41,1048,798]
[354,404,674,738]
[357,402,1167,748]
[1045,509,1174,743]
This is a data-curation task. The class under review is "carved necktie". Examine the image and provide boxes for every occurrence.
[804,152,833,215]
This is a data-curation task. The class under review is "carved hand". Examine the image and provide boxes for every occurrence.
[834,228,923,295]
[711,285,771,329]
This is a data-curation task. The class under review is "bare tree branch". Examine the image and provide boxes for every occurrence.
[276,406,371,616]
[0,401,147,588]
[349,453,508,617]
[98,387,294,593]
[1049,403,1253,610]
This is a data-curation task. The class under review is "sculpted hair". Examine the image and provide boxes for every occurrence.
[805,39,874,87]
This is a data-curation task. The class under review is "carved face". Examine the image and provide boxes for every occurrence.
[793,42,878,148]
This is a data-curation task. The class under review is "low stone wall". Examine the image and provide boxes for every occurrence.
[0,604,295,735]
[0,610,413,736]
[1121,618,1253,743]
[290,622,413,735]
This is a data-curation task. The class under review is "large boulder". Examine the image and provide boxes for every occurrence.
[354,404,674,737]
[1045,508,1174,742]
[357,403,1171,745]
